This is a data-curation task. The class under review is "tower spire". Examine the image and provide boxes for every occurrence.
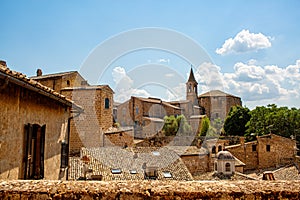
[186,65,198,105]
[188,66,197,83]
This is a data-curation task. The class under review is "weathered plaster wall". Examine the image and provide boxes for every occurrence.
[0,81,69,180]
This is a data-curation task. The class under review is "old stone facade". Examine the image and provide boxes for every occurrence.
[32,71,114,155]
[117,96,181,138]
[225,134,296,171]
[61,86,114,154]
[31,70,88,92]
[0,62,82,180]
[198,90,242,120]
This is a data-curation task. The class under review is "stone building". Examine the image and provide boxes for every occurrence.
[198,90,242,121]
[117,96,182,138]
[31,70,89,92]
[61,85,114,154]
[225,134,296,171]
[0,61,83,180]
[214,151,235,175]
[32,70,114,155]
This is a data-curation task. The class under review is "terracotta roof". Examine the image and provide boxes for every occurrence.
[0,63,83,112]
[133,96,181,110]
[69,147,193,181]
[199,90,240,98]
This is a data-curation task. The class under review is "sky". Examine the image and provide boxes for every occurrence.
[1,0,300,109]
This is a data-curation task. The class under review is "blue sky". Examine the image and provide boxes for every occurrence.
[1,0,300,108]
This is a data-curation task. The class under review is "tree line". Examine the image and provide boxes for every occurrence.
[223,104,300,140]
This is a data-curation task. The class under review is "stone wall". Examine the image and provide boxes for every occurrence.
[257,134,295,169]
[0,80,69,180]
[198,95,241,120]
[181,154,210,174]
[61,86,114,154]
[226,142,258,171]
[1,180,300,199]
[34,72,86,92]
[226,134,296,171]
[104,130,134,147]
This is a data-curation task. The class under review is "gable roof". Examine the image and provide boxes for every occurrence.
[199,90,240,98]
[132,96,181,110]
[0,63,83,112]
[70,147,193,181]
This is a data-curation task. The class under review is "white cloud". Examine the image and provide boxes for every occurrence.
[194,62,225,92]
[112,66,150,102]
[216,29,272,55]
[192,60,300,108]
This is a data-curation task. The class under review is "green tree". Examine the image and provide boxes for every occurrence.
[162,115,191,136]
[224,106,250,136]
[199,116,210,136]
[162,115,178,136]
[245,104,300,140]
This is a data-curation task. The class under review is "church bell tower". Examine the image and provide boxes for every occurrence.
[186,67,198,105]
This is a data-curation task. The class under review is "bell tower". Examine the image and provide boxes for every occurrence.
[186,67,198,105]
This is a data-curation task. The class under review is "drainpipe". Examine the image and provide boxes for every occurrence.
[66,109,83,180]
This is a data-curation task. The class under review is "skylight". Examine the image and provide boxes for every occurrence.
[163,171,172,178]
[111,168,122,174]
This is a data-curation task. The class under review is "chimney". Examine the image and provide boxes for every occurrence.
[0,60,7,67]
[36,69,42,76]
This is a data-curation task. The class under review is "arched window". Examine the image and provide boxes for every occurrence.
[105,98,110,109]
[218,145,222,152]
[212,146,216,154]
[225,163,231,172]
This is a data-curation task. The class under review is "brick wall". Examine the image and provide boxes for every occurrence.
[0,81,70,180]
[61,86,114,154]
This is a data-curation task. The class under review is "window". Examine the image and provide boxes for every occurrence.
[130,170,137,174]
[214,162,218,171]
[266,145,271,152]
[225,163,231,172]
[23,124,46,180]
[152,151,160,156]
[163,171,172,178]
[252,144,257,152]
[212,146,216,154]
[105,98,110,109]
[111,168,122,174]
[60,142,68,168]
[66,80,70,87]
